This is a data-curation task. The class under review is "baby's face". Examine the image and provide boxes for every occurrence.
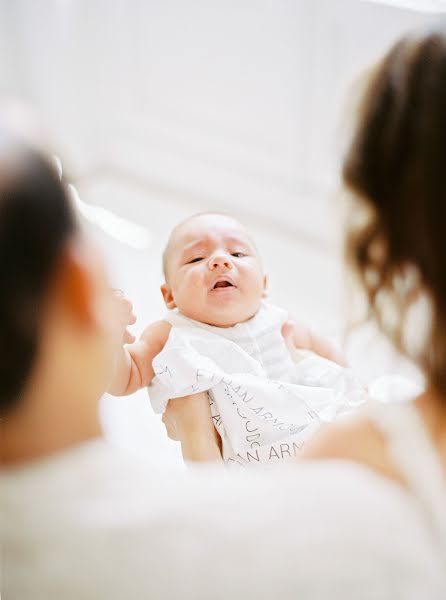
[161,214,266,327]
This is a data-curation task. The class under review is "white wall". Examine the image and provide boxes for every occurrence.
[0,1,441,244]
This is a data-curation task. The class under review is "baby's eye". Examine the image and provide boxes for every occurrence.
[231,252,246,258]
[188,256,204,264]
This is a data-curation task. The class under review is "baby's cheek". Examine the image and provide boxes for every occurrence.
[179,273,203,301]
[245,268,263,290]
[189,270,205,289]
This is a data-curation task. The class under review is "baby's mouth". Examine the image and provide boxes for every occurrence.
[212,278,235,290]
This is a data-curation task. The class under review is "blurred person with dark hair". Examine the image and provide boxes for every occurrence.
[1,25,446,599]
[301,26,446,499]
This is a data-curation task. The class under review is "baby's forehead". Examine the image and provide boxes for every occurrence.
[163,214,260,278]
[171,215,252,250]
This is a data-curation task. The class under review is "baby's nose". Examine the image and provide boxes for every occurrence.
[209,254,233,269]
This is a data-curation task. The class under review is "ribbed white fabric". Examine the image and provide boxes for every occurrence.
[164,302,295,381]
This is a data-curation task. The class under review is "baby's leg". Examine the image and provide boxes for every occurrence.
[163,392,222,463]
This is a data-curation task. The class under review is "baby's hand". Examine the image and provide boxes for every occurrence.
[112,289,137,344]
[281,320,309,364]
[282,318,347,367]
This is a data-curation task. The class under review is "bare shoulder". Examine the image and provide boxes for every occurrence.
[140,319,172,347]
[302,416,382,460]
[131,320,172,366]
[301,415,404,484]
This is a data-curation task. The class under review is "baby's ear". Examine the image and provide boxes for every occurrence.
[262,274,268,297]
[160,283,176,310]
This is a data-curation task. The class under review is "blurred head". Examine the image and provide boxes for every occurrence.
[343,25,446,399]
[0,128,119,419]
[161,213,267,327]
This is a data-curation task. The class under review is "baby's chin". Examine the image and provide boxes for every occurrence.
[181,302,261,328]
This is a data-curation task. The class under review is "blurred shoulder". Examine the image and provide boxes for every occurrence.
[301,413,405,485]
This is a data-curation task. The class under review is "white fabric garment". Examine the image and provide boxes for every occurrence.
[148,302,366,466]
[2,402,446,600]
[366,400,446,566]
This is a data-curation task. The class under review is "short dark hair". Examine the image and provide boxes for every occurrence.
[0,132,77,415]
[343,25,446,398]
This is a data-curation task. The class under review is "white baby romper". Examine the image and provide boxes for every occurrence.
[148,302,365,466]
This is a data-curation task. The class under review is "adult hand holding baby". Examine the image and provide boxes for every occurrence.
[162,393,223,463]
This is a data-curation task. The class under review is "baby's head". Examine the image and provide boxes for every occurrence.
[161,213,267,327]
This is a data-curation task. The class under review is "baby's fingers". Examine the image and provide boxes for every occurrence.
[281,320,296,349]
[112,289,137,324]
[123,329,136,344]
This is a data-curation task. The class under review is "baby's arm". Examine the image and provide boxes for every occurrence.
[108,320,172,396]
[282,318,347,367]
[107,293,221,461]
[109,321,222,462]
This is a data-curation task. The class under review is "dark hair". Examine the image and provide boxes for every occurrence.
[343,26,446,398]
[0,132,77,415]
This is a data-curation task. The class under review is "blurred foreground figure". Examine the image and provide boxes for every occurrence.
[1,23,446,598]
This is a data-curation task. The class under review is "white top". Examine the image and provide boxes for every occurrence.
[366,400,446,563]
[165,301,296,381]
[149,302,365,465]
[1,400,445,599]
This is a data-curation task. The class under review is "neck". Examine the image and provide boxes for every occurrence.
[1,372,102,467]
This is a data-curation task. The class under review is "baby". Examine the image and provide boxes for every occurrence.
[109,212,365,466]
